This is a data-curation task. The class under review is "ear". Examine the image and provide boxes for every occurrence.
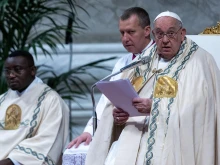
[152,29,156,39]
[144,25,151,38]
[31,66,37,76]
[181,28,186,41]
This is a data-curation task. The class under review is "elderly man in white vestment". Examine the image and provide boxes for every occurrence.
[62,7,154,165]
[85,11,220,165]
[0,50,69,165]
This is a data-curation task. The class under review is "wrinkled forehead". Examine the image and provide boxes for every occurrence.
[153,16,180,30]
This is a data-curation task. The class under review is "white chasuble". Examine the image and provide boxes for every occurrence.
[86,37,220,165]
[0,83,69,165]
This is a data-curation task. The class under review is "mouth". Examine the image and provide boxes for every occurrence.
[125,44,133,47]
[162,46,171,51]
[8,81,18,86]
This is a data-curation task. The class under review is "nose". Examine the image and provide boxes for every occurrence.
[162,34,170,43]
[122,33,129,42]
[8,71,16,78]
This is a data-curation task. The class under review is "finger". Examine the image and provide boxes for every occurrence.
[115,116,128,123]
[133,104,142,108]
[74,139,83,148]
[119,116,129,121]
[113,110,118,117]
[137,107,151,113]
[113,108,122,112]
[114,117,121,123]
[85,136,92,145]
[137,108,144,113]
[114,108,128,113]
[132,97,143,103]
[113,111,129,119]
[114,116,119,122]
[113,108,122,116]
[67,139,77,149]
[115,118,128,125]
[117,113,129,118]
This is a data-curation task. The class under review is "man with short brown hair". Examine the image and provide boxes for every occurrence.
[63,7,154,165]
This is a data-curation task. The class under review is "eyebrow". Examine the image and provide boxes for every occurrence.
[154,27,177,31]
[4,65,24,69]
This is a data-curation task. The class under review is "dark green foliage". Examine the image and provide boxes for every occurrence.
[0,0,116,101]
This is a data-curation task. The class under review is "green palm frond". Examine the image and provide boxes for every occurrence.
[0,0,87,93]
[0,0,84,58]
[37,56,117,101]
[0,0,116,105]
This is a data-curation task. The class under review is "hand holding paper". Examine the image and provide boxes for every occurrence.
[96,79,145,116]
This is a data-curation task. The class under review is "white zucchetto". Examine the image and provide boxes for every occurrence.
[154,11,182,23]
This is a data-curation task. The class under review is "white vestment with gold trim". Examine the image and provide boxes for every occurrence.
[85,37,220,165]
[0,81,69,165]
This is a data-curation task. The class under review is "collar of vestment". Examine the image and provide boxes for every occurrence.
[121,37,199,97]
[16,76,43,96]
[132,39,155,60]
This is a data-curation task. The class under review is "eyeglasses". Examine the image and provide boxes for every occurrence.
[153,27,182,40]
[3,66,32,76]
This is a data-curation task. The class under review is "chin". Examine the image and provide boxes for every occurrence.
[9,84,19,91]
[126,48,133,53]
[159,53,175,60]
[10,87,19,91]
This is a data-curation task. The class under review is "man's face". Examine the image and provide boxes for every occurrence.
[153,16,186,60]
[4,56,36,92]
[119,15,150,54]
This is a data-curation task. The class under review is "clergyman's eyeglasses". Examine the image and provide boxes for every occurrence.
[153,27,182,40]
[3,66,33,76]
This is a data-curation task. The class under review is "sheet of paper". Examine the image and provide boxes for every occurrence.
[96,79,144,116]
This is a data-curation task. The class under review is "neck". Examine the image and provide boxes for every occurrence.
[158,54,175,61]
[17,77,35,93]
[137,39,152,53]
[159,56,171,62]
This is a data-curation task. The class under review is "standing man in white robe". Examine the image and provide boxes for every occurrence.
[0,50,69,165]
[62,7,154,165]
[85,11,220,165]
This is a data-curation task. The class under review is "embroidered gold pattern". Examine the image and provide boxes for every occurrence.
[154,76,178,98]
[131,76,144,92]
[5,104,22,130]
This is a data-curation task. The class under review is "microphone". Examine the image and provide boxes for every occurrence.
[120,56,151,72]
[91,56,151,135]
[96,56,152,83]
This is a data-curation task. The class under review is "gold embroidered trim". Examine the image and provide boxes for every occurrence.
[154,76,178,98]
[5,104,22,130]
[131,76,144,92]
